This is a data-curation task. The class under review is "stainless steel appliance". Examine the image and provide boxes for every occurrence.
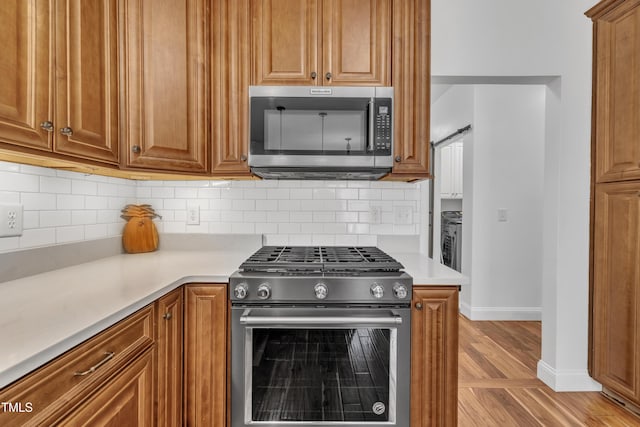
[230,246,412,427]
[249,86,393,180]
[441,211,462,272]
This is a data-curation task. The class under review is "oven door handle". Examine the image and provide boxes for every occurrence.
[239,315,402,326]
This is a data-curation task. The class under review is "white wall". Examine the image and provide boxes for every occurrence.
[432,0,599,390]
[469,85,545,319]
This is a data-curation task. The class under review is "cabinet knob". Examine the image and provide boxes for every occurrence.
[311,71,317,80]
[395,156,401,163]
[240,154,247,162]
[131,145,141,154]
[40,121,54,132]
[415,302,423,310]
[163,312,172,320]
[325,72,332,81]
[60,127,73,136]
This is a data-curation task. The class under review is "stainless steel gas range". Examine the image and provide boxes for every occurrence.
[229,246,412,427]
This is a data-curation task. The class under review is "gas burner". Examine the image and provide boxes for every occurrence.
[239,246,404,274]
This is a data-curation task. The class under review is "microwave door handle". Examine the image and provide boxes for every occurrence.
[368,99,375,152]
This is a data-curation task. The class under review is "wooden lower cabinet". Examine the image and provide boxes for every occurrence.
[411,286,459,427]
[184,284,228,426]
[591,182,640,404]
[57,349,155,427]
[156,287,184,426]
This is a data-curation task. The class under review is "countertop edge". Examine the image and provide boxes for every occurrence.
[0,274,228,389]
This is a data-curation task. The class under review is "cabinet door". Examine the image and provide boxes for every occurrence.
[54,0,119,164]
[212,0,252,175]
[156,288,183,427]
[58,350,155,427]
[592,182,640,404]
[251,0,319,85]
[592,3,640,183]
[440,145,453,198]
[322,0,390,86]
[452,142,463,197]
[0,0,52,151]
[184,284,227,426]
[121,0,208,173]
[389,0,430,178]
[411,286,458,427]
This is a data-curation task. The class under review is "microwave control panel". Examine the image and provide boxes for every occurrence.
[374,99,392,154]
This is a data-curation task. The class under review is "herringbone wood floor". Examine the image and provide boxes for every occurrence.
[458,316,640,426]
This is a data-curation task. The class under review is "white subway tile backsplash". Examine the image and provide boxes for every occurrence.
[0,171,39,192]
[21,193,57,210]
[40,211,71,227]
[72,180,98,196]
[40,176,71,194]
[20,228,56,248]
[0,160,419,253]
[56,225,84,243]
[57,194,84,210]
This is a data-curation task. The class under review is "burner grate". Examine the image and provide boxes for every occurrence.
[240,246,404,273]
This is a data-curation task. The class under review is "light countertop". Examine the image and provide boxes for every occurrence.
[0,247,465,389]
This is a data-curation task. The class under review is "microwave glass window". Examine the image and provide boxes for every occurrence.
[265,110,366,152]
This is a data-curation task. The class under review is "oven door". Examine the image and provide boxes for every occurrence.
[231,306,410,427]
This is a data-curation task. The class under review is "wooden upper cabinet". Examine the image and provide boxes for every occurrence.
[0,1,53,152]
[0,1,119,164]
[322,0,390,85]
[588,1,640,183]
[54,0,119,164]
[212,0,252,175]
[389,0,430,178]
[121,0,208,173]
[251,0,390,86]
[592,181,640,403]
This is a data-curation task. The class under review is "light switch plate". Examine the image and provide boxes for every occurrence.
[0,204,23,237]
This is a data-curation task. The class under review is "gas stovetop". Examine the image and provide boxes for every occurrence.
[239,246,404,274]
[230,246,412,304]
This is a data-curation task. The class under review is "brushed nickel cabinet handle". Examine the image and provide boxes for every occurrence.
[325,72,332,80]
[240,154,247,161]
[311,71,317,79]
[415,302,423,310]
[131,145,141,154]
[163,312,172,320]
[40,121,54,132]
[60,127,73,136]
[395,156,401,163]
[73,351,115,376]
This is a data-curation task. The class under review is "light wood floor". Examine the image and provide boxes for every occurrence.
[458,315,640,426]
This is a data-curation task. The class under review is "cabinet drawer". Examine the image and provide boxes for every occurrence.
[0,305,155,426]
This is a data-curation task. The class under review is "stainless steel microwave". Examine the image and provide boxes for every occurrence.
[249,86,393,180]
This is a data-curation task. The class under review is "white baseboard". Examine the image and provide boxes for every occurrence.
[537,360,602,392]
[459,301,541,321]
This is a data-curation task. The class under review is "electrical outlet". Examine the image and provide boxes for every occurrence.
[369,206,382,224]
[187,205,200,225]
[393,206,413,225]
[0,204,23,237]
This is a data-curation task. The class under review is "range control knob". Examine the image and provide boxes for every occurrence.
[257,283,271,300]
[314,283,328,300]
[393,283,408,299]
[370,283,385,299]
[233,283,248,299]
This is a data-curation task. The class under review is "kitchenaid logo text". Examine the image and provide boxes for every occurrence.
[1,401,33,413]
